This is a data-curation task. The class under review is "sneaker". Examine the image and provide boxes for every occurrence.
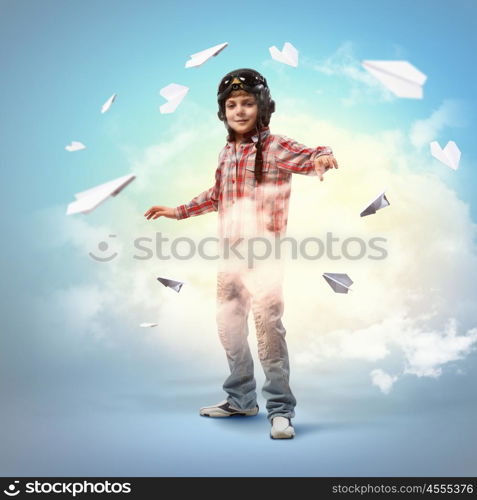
[200,400,259,418]
[270,416,295,439]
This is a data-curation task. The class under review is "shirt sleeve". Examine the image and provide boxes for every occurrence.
[273,135,333,176]
[174,162,222,220]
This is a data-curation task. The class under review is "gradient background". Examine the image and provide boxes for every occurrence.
[1,0,476,477]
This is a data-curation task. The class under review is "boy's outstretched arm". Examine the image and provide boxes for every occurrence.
[144,163,222,221]
[273,136,338,181]
[314,153,339,182]
[144,206,177,220]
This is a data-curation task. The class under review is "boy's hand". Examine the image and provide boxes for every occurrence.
[314,154,338,182]
[144,206,177,220]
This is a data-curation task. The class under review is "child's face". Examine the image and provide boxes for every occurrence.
[225,93,258,138]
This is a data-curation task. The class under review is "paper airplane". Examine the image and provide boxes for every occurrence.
[269,42,298,67]
[140,322,158,328]
[360,190,390,217]
[157,277,184,293]
[159,83,189,114]
[323,273,353,294]
[101,93,117,113]
[361,60,427,99]
[185,42,228,68]
[65,141,86,152]
[430,141,461,170]
[66,173,136,215]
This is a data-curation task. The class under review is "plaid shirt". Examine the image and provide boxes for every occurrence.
[175,127,332,239]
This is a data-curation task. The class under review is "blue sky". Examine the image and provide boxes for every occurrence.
[1,0,476,477]
[1,0,476,215]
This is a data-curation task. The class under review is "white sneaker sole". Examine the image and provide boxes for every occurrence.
[200,405,259,418]
[270,428,295,439]
[270,417,295,439]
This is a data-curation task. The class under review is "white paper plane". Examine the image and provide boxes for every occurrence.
[159,83,189,114]
[65,141,86,152]
[140,322,158,328]
[101,93,117,113]
[360,190,390,217]
[66,173,136,215]
[185,42,228,68]
[430,140,461,170]
[269,42,298,67]
[157,277,184,293]
[361,60,427,99]
[323,273,353,294]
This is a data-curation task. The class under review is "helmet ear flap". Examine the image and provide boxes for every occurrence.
[256,88,275,126]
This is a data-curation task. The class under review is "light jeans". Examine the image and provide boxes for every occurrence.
[216,266,296,420]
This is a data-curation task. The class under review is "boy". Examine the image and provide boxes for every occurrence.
[145,68,338,439]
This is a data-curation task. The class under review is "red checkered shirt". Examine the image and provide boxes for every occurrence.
[175,127,332,239]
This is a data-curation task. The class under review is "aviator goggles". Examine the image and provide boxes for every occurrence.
[217,70,266,98]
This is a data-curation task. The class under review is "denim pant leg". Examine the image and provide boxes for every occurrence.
[216,271,257,410]
[251,282,296,421]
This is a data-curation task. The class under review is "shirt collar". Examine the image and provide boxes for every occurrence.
[226,126,270,147]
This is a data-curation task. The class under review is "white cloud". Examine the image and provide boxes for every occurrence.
[35,284,108,343]
[38,98,477,391]
[272,104,477,387]
[302,41,395,106]
[296,313,477,386]
[401,319,477,378]
[410,99,468,150]
[49,210,125,259]
[371,369,398,394]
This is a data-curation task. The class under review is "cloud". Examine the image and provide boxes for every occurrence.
[401,319,477,378]
[34,284,108,343]
[371,369,398,394]
[302,41,395,106]
[410,99,468,150]
[47,209,125,259]
[295,314,477,385]
[271,103,477,387]
[37,98,477,392]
